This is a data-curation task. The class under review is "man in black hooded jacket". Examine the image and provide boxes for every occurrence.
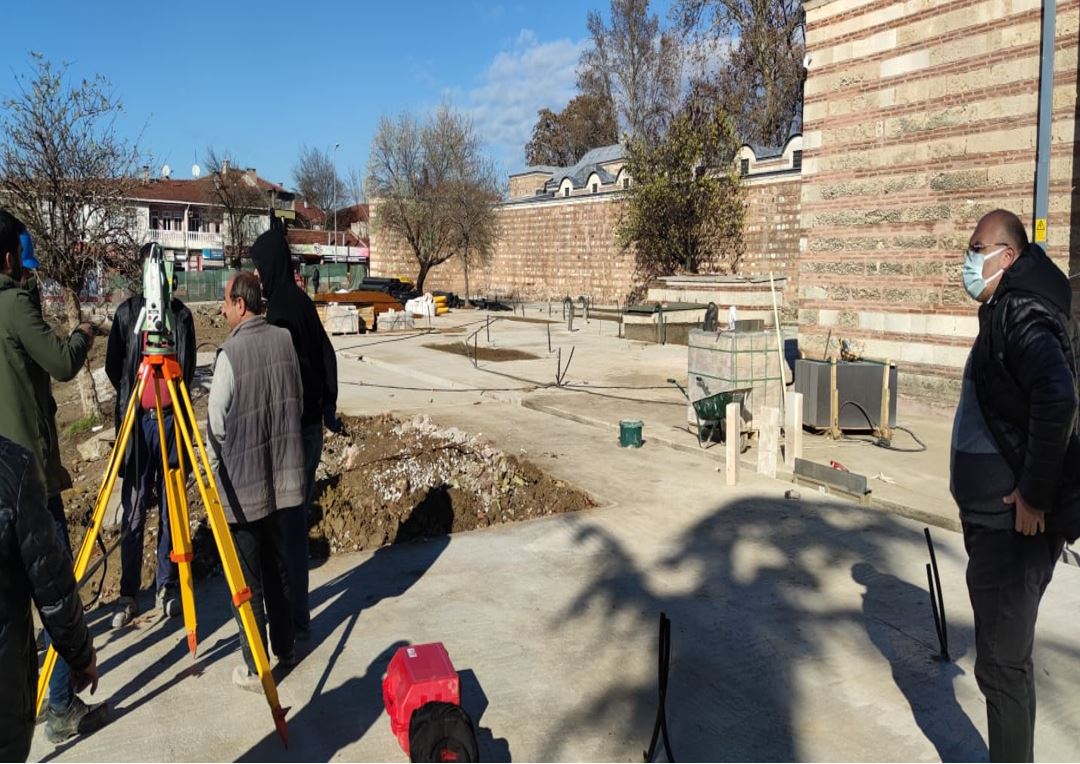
[250,230,338,642]
[0,436,100,761]
[950,209,1080,762]
[104,261,196,628]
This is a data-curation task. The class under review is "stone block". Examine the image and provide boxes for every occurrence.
[77,430,114,462]
[880,49,930,79]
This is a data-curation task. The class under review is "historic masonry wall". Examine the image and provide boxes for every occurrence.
[370,195,638,304]
[371,175,803,306]
[801,0,1080,404]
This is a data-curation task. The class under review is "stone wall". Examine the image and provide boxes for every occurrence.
[801,0,1080,404]
[370,194,639,304]
[371,171,803,306]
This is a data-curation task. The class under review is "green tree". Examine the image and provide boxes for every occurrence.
[618,98,744,282]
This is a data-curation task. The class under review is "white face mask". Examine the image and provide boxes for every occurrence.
[962,246,1005,300]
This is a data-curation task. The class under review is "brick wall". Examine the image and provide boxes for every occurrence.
[801,0,1080,404]
[741,175,803,313]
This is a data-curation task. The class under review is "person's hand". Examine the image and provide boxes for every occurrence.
[323,405,343,434]
[73,648,99,695]
[76,323,95,348]
[1006,490,1045,536]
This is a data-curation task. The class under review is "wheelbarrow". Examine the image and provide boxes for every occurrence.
[668,377,751,451]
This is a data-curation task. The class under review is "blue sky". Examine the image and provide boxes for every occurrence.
[2,0,673,193]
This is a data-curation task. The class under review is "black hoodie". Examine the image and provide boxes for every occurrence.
[972,243,1080,540]
[250,230,338,428]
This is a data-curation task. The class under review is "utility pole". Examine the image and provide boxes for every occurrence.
[1033,0,1055,245]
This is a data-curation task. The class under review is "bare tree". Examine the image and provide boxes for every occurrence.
[676,0,806,146]
[0,53,144,416]
[440,111,501,304]
[367,106,499,294]
[344,166,365,208]
[525,92,619,167]
[203,147,265,268]
[579,0,682,143]
[292,145,347,224]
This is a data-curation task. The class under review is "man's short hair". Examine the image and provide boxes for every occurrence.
[0,209,26,262]
[229,272,264,315]
[986,209,1029,252]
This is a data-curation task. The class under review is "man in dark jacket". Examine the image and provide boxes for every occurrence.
[950,209,1080,762]
[104,250,197,627]
[251,230,339,642]
[0,436,102,761]
[207,272,304,689]
[0,209,108,744]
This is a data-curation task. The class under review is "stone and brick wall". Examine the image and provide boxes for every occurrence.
[370,194,639,304]
[801,0,1080,404]
[371,158,803,306]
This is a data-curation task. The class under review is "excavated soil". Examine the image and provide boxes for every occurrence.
[65,413,594,605]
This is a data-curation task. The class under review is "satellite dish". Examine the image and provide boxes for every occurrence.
[191,164,201,178]
[161,164,172,178]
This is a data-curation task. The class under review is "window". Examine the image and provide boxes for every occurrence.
[592,183,598,194]
[563,187,570,197]
[623,178,630,190]
[740,158,749,176]
[792,150,803,171]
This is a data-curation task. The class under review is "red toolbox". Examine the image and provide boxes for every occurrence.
[382,642,461,755]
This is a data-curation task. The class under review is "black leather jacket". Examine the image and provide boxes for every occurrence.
[972,243,1080,540]
[0,436,93,761]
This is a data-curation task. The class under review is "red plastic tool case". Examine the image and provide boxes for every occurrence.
[382,642,461,755]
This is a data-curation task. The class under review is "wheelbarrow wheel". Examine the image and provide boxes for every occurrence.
[719,418,749,453]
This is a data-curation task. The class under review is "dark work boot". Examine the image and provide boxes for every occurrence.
[44,697,110,743]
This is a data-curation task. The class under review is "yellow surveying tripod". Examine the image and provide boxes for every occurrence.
[36,250,289,745]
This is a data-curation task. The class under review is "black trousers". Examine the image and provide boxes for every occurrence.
[230,511,296,673]
[963,522,1065,763]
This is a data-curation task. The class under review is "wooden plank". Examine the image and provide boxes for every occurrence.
[756,406,780,478]
[793,458,869,496]
[785,392,804,467]
[726,402,740,486]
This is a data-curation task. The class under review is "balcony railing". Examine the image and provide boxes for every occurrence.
[146,229,224,248]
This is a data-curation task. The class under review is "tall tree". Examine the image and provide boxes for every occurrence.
[525,92,619,167]
[618,96,745,282]
[676,0,806,146]
[579,0,682,143]
[0,53,144,416]
[292,145,347,223]
[203,148,265,268]
[367,106,499,294]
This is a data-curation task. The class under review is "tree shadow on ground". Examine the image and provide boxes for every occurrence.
[542,497,977,762]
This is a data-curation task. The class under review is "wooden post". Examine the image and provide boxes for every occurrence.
[726,402,740,486]
[878,360,892,442]
[829,356,841,440]
[768,273,787,418]
[785,391,804,467]
[757,406,780,478]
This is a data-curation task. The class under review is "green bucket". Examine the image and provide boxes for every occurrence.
[619,420,644,448]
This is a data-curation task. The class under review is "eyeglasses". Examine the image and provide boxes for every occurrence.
[968,242,1010,253]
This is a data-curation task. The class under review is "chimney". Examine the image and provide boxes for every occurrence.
[141,165,150,182]
[222,159,230,175]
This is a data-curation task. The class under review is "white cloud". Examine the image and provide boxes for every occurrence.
[466,29,588,173]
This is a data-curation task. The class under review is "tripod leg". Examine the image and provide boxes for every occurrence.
[151,372,198,655]
[166,376,289,744]
[35,365,149,716]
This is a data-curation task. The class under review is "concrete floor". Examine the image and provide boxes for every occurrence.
[31,309,1080,762]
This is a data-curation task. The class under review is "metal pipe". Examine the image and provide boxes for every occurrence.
[1033,0,1056,244]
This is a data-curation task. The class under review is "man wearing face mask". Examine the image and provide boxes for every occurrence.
[950,209,1080,762]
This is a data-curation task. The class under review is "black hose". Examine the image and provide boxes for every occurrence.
[644,612,675,763]
[839,400,927,453]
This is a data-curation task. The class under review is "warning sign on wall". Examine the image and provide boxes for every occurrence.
[1035,218,1047,243]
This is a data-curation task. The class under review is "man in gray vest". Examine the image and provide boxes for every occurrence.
[207,272,305,691]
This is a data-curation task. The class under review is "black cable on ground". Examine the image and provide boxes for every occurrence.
[644,612,675,763]
[839,400,927,453]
